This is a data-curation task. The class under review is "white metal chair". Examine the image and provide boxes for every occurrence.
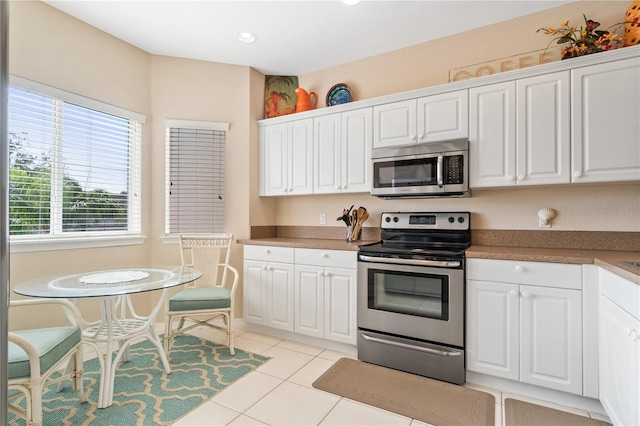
[164,233,239,355]
[8,298,87,426]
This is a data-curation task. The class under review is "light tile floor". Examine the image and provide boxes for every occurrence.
[163,325,610,426]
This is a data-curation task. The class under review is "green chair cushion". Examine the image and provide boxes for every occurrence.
[8,326,81,380]
[169,287,231,312]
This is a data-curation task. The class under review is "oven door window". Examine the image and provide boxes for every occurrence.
[373,157,437,188]
[368,268,449,320]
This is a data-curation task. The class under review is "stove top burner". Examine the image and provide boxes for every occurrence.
[359,211,471,260]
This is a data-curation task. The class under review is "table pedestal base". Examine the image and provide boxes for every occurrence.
[83,295,170,408]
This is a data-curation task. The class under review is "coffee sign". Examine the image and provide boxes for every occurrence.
[449,47,563,82]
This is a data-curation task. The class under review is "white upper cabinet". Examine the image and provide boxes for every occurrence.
[373,99,416,148]
[418,90,469,143]
[470,71,570,187]
[314,108,372,194]
[373,90,468,149]
[516,72,571,185]
[260,118,313,196]
[469,81,516,187]
[571,57,640,183]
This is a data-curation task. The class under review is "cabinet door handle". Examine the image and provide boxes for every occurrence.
[321,252,328,258]
[509,289,518,296]
[515,265,523,272]
[518,175,525,181]
[508,175,516,181]
[574,171,582,178]
[521,290,531,298]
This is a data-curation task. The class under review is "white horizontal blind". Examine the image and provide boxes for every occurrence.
[8,85,143,237]
[166,125,227,234]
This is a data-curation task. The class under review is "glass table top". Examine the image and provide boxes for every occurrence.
[13,265,202,298]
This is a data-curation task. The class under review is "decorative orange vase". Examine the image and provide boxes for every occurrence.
[624,0,640,46]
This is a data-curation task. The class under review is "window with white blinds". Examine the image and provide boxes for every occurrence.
[8,78,143,239]
[165,120,228,234]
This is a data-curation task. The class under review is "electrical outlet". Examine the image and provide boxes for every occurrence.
[320,213,327,225]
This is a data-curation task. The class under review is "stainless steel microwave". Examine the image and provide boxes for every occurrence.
[371,139,469,198]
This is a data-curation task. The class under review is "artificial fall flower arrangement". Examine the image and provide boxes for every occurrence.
[537,14,634,59]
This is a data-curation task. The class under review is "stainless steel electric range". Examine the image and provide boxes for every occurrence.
[357,211,471,385]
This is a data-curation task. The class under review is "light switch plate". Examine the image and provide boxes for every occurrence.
[320,213,327,225]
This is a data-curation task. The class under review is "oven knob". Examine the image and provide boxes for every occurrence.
[457,216,465,223]
[385,216,391,223]
[448,216,455,223]
[393,216,399,222]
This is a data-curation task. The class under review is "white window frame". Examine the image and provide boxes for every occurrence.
[8,76,146,252]
[163,119,229,242]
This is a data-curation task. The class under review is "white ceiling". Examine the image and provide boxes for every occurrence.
[44,0,576,75]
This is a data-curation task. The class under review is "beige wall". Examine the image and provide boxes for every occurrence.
[283,0,640,233]
[8,0,154,328]
[5,0,639,328]
[7,1,256,326]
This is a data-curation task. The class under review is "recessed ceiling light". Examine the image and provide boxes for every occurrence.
[342,0,362,5]
[237,32,256,44]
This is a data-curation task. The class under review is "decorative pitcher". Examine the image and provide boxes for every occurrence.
[294,88,317,112]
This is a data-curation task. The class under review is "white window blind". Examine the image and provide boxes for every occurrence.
[8,81,143,239]
[165,120,228,234]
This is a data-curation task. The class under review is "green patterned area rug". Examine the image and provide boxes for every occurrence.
[8,335,270,426]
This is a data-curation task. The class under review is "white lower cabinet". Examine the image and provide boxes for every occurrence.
[243,246,295,331]
[244,245,357,345]
[467,259,584,395]
[598,269,640,426]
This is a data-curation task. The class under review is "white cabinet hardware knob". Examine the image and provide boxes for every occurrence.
[318,271,324,277]
[632,331,639,342]
[574,171,582,178]
[509,289,518,296]
[321,252,328,258]
[627,327,634,337]
[508,175,516,181]
[518,175,525,180]
[515,265,523,272]
[521,290,531,298]
[264,249,270,254]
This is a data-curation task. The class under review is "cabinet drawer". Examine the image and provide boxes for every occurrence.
[295,248,357,269]
[244,245,294,263]
[600,268,640,320]
[467,259,581,289]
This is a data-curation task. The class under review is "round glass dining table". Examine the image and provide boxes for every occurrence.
[13,265,202,408]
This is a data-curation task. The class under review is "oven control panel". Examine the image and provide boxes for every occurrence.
[381,212,470,230]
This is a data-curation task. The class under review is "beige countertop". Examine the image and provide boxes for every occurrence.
[237,237,376,251]
[239,237,640,285]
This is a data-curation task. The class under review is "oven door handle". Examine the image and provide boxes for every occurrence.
[361,333,462,357]
[358,254,460,268]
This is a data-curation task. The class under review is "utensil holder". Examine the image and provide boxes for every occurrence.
[347,226,361,242]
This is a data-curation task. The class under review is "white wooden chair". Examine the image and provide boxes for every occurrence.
[164,233,239,355]
[8,298,87,426]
